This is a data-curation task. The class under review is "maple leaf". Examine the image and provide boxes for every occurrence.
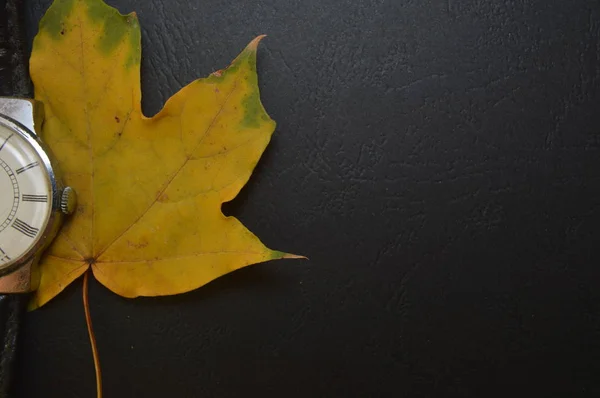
[29,0,299,309]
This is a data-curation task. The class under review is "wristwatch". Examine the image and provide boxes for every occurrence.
[0,0,76,395]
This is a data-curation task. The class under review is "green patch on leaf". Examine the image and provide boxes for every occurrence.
[85,0,140,66]
[39,0,75,39]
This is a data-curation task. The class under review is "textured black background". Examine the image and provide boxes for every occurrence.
[14,0,600,397]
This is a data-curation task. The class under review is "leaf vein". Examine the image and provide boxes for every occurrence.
[96,250,266,264]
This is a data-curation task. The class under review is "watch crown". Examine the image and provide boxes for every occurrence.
[60,187,77,215]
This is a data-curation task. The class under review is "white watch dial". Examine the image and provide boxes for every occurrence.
[0,122,52,268]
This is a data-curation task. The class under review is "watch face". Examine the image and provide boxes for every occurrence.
[0,121,53,269]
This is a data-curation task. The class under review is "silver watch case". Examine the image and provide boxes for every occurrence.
[0,98,65,292]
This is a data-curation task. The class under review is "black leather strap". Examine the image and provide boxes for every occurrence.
[0,295,24,397]
[0,0,31,97]
[0,0,30,396]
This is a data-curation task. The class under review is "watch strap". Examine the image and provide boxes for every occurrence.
[0,0,31,395]
[0,0,32,97]
[0,295,25,397]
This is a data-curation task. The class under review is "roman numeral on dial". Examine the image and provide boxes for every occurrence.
[0,134,12,152]
[0,248,9,262]
[16,161,39,174]
[12,218,39,238]
[22,194,48,203]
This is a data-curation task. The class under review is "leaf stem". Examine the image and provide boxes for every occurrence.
[83,271,103,398]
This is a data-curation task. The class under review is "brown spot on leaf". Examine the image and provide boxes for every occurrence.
[212,70,223,77]
[127,239,149,249]
[115,116,120,123]
[157,192,169,202]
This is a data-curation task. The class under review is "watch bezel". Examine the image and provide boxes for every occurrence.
[0,114,63,277]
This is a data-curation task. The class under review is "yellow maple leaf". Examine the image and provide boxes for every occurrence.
[29,0,299,309]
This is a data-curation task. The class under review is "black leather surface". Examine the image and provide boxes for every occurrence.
[16,0,600,397]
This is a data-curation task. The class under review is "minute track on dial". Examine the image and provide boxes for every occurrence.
[0,157,19,233]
